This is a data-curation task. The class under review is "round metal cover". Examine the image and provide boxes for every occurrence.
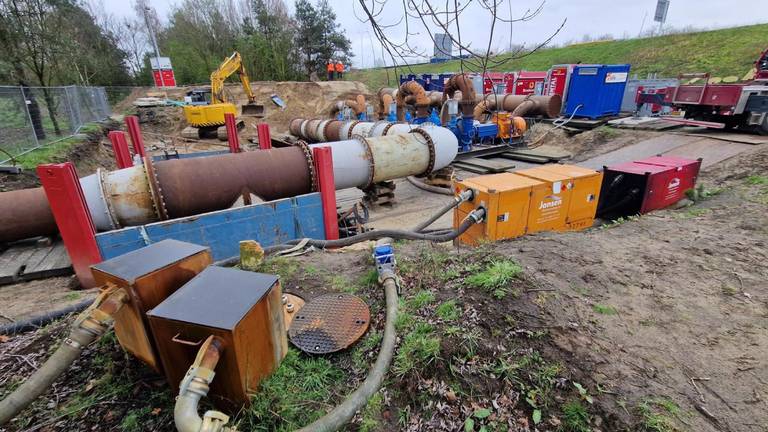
[289,293,370,354]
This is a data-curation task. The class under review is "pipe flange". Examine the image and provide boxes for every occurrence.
[295,140,317,192]
[381,122,398,136]
[346,120,362,139]
[352,134,376,189]
[367,120,388,137]
[321,120,334,142]
[143,156,169,220]
[97,168,119,230]
[409,128,436,177]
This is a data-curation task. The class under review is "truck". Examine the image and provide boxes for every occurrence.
[636,48,768,134]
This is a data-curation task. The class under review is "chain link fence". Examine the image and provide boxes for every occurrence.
[0,85,111,165]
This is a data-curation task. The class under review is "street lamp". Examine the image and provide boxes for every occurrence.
[143,6,165,88]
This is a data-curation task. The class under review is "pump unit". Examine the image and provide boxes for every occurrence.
[453,165,603,245]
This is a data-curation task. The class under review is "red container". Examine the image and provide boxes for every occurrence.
[514,71,547,95]
[596,156,702,219]
[482,72,515,94]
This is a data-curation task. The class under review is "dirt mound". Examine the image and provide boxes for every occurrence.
[528,122,657,162]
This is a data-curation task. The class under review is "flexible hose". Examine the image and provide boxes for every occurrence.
[0,290,126,425]
[0,299,94,335]
[406,176,453,196]
[296,238,399,432]
[412,198,462,232]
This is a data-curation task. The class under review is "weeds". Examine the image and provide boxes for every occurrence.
[600,215,640,229]
[359,392,384,432]
[236,349,344,431]
[435,300,461,321]
[466,259,523,299]
[561,400,591,432]
[745,175,768,185]
[393,322,441,376]
[592,304,618,315]
[637,397,680,432]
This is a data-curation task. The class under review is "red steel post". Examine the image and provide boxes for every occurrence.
[257,123,272,150]
[224,113,241,153]
[125,115,147,158]
[36,163,102,288]
[312,146,339,240]
[108,131,133,169]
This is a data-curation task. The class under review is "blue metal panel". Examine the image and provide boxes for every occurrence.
[564,64,631,119]
[95,193,325,261]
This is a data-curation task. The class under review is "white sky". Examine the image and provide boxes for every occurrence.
[103,0,768,68]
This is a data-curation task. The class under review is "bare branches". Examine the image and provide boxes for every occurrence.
[356,0,566,85]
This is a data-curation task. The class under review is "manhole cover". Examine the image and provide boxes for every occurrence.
[288,293,370,354]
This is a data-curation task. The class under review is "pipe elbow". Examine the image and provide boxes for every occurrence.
[174,394,204,432]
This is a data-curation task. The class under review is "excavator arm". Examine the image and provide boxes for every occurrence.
[210,52,257,104]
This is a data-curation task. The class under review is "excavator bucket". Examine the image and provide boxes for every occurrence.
[241,103,265,118]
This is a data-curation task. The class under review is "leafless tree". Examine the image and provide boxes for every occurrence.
[354,0,565,86]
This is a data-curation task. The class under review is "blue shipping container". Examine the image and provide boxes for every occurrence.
[564,64,631,119]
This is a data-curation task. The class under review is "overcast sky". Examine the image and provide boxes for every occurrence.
[103,0,768,68]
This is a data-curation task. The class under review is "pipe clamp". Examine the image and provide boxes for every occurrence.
[409,128,436,177]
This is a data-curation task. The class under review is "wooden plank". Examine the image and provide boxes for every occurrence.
[504,146,572,161]
[677,132,768,145]
[497,153,551,164]
[0,242,72,285]
[663,139,756,168]
[453,157,516,172]
[578,135,703,170]
[452,163,494,174]
[96,193,325,261]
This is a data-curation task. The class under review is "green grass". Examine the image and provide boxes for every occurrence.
[746,175,768,185]
[349,24,768,89]
[409,290,436,309]
[393,322,441,376]
[435,300,461,321]
[234,349,344,431]
[561,400,591,432]
[359,392,384,432]
[465,259,523,299]
[592,304,618,315]
[637,397,681,432]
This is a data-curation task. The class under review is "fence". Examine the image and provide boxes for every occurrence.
[0,85,111,165]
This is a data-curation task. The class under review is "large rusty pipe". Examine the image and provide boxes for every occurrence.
[1,126,459,243]
[396,81,431,121]
[473,94,562,120]
[443,74,477,117]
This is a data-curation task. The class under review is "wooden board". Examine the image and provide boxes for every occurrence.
[497,153,554,164]
[677,131,768,145]
[505,146,572,161]
[0,241,72,285]
[578,135,704,170]
[452,158,516,174]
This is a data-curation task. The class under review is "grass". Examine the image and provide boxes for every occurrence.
[561,400,591,432]
[435,300,461,321]
[637,397,681,432]
[746,175,768,185]
[592,304,618,315]
[348,24,768,89]
[600,215,640,229]
[234,349,345,431]
[12,122,101,169]
[465,259,523,299]
[359,392,384,432]
[393,322,441,376]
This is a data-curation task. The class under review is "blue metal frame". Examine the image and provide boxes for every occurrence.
[95,193,325,261]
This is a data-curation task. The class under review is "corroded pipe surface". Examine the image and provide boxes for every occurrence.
[0,188,56,243]
[443,74,477,116]
[473,94,562,119]
[154,148,312,219]
[396,81,431,121]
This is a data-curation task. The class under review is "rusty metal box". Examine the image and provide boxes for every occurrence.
[454,173,543,245]
[523,164,603,231]
[90,239,211,372]
[147,266,288,408]
[596,156,701,219]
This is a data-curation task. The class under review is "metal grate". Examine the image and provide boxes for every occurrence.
[289,293,370,354]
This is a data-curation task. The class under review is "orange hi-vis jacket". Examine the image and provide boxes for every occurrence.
[326,62,335,72]
[335,62,344,73]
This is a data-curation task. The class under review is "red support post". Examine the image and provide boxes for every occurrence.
[224,113,241,153]
[108,131,133,169]
[257,123,272,150]
[125,115,146,158]
[37,163,102,288]
[312,146,339,241]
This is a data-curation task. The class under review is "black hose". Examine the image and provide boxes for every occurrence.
[413,198,461,232]
[0,299,94,335]
[406,176,453,196]
[214,208,484,267]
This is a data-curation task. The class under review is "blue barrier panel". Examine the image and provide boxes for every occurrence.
[96,193,324,261]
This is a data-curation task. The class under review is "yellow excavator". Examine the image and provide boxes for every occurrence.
[182,51,264,139]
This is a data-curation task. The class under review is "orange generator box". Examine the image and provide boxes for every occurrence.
[453,164,602,245]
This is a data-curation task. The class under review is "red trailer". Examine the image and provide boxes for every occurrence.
[514,71,547,95]
[636,47,768,134]
[482,72,515,94]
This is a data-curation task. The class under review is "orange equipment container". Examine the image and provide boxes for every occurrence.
[516,164,603,232]
[491,113,528,139]
[454,173,544,245]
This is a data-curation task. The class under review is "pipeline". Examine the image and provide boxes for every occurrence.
[0,287,128,425]
[443,74,477,117]
[473,94,562,120]
[0,126,459,244]
[329,95,367,118]
[375,87,396,120]
[396,81,431,121]
[406,176,453,196]
[0,299,94,335]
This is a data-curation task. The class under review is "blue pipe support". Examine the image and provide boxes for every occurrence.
[458,116,474,152]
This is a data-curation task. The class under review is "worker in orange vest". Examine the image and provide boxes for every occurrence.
[335,61,344,80]
[326,60,335,81]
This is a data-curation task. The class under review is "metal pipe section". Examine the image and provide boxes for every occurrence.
[473,94,563,120]
[309,124,457,189]
[396,81,431,121]
[1,126,458,243]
